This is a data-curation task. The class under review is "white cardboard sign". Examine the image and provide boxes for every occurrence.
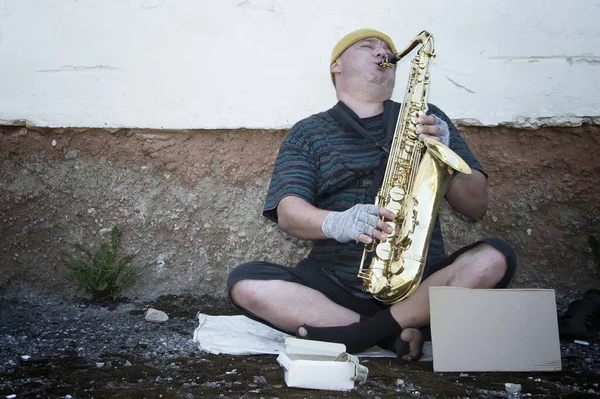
[430,287,562,372]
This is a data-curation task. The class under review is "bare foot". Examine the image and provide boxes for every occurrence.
[399,328,423,361]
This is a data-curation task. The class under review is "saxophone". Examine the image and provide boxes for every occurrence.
[357,31,472,304]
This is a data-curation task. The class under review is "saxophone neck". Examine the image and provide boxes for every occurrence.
[380,31,435,68]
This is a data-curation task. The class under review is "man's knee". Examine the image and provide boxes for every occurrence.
[230,278,287,312]
[454,239,516,288]
[227,262,262,309]
[227,261,301,313]
[480,244,509,276]
[229,279,256,308]
[231,279,282,317]
[479,238,517,288]
[227,261,270,305]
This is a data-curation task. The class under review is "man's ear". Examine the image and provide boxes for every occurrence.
[330,59,342,74]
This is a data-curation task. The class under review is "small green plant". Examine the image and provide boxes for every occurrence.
[65,227,143,302]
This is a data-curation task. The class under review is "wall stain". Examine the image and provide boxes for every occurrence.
[35,65,123,73]
[488,55,600,65]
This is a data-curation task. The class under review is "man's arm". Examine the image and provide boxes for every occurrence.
[277,196,395,244]
[416,112,488,219]
[445,169,488,219]
[277,196,331,240]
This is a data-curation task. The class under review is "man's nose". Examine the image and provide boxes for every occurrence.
[374,44,388,59]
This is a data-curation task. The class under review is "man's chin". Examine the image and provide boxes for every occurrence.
[369,81,395,100]
[343,78,394,100]
[368,76,394,88]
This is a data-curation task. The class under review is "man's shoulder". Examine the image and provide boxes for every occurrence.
[290,110,335,132]
[286,110,338,144]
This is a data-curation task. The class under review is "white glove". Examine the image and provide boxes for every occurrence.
[321,204,380,243]
[433,115,451,147]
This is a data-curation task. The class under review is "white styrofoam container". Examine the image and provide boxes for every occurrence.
[276,337,368,391]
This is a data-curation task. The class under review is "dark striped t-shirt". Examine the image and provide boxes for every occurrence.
[263,101,486,295]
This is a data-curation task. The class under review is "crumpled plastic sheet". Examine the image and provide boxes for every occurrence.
[193,312,414,358]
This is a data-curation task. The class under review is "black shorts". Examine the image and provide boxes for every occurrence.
[227,238,516,327]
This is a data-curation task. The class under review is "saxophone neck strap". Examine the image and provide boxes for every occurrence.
[327,100,400,196]
[327,100,400,154]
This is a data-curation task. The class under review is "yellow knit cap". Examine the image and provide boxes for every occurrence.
[330,28,397,84]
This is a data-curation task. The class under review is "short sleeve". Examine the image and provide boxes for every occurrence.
[262,139,318,223]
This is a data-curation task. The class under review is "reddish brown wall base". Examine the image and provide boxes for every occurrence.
[1,125,598,303]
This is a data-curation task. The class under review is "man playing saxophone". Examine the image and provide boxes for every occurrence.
[227,28,517,361]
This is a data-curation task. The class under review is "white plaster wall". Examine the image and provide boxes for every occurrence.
[0,0,598,129]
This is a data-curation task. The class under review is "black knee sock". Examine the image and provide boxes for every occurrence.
[297,307,402,354]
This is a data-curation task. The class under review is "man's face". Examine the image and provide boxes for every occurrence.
[332,37,396,97]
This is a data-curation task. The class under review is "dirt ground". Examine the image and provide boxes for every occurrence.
[1,294,599,399]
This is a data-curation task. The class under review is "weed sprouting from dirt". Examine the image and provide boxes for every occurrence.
[64,226,144,302]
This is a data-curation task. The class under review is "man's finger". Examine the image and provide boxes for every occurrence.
[419,133,442,143]
[371,230,388,242]
[378,207,396,219]
[415,115,436,125]
[357,233,373,244]
[376,219,393,234]
[417,124,440,135]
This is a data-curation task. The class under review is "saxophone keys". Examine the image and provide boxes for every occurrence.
[389,187,405,201]
[385,222,397,237]
[385,200,402,213]
[376,242,392,261]
[366,259,390,294]
[389,260,405,275]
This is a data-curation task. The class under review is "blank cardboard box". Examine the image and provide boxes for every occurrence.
[430,287,562,372]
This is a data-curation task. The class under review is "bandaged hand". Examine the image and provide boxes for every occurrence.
[433,115,450,146]
[416,115,450,147]
[322,204,392,243]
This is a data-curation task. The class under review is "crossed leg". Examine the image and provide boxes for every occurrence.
[229,241,514,359]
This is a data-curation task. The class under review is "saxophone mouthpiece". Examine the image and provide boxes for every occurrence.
[379,54,399,69]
